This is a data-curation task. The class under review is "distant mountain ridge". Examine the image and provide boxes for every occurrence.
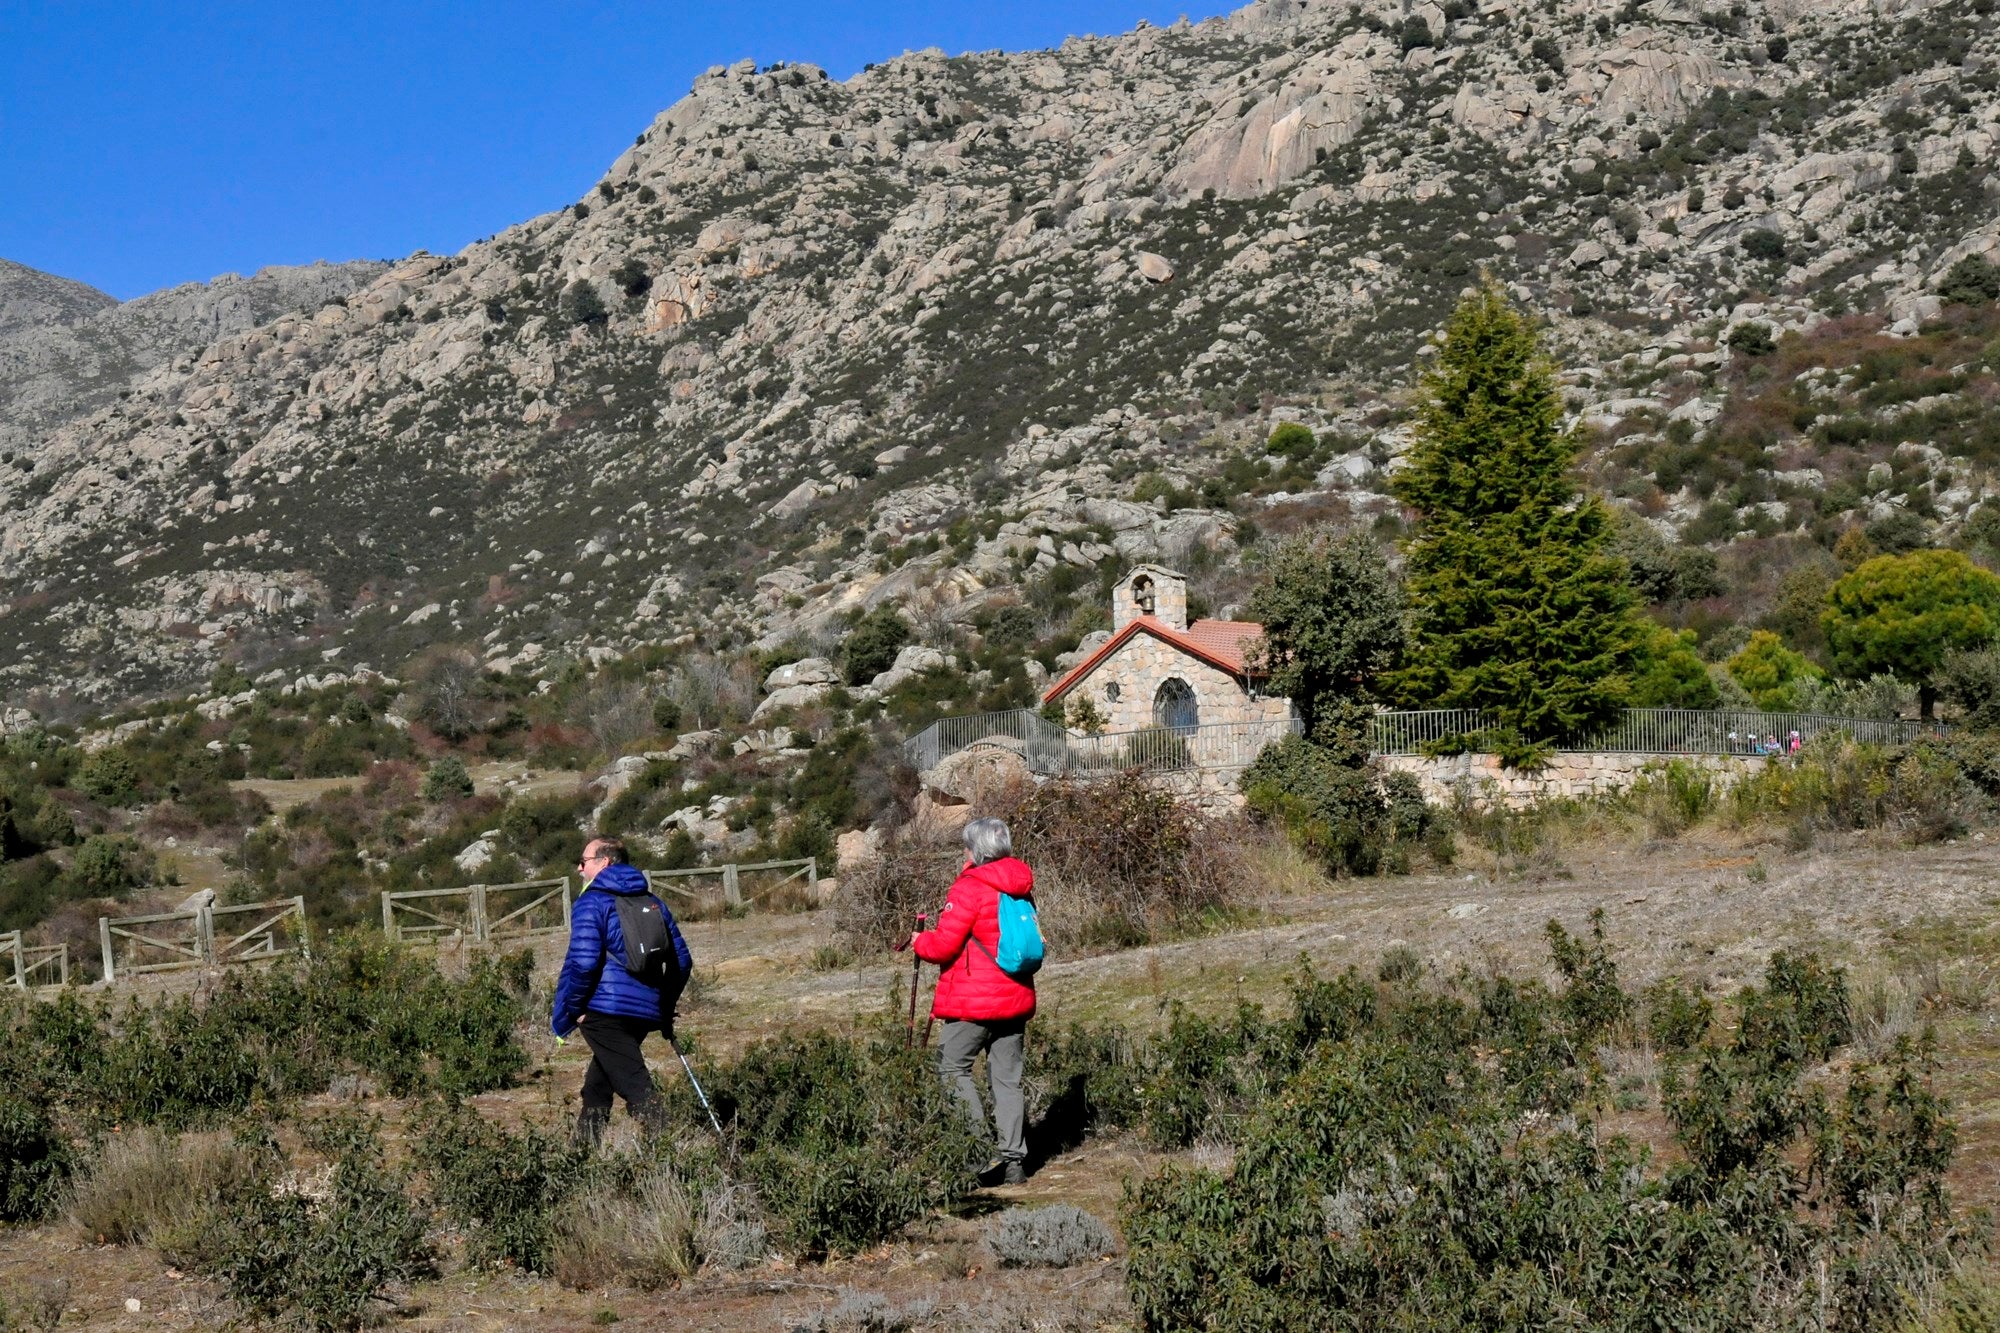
[0,0,1996,711]
[0,259,389,467]
[0,259,115,339]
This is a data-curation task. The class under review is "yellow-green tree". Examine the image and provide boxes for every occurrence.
[1388,282,1642,741]
[1822,549,2000,719]
[1631,625,1719,709]
[1726,630,1821,711]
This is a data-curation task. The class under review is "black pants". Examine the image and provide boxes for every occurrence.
[576,1013,664,1141]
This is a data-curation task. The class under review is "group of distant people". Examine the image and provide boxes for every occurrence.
[1727,728,1804,758]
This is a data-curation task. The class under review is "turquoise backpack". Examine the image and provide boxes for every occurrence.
[978,889,1045,980]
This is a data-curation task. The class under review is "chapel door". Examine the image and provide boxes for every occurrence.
[1154,678,1198,734]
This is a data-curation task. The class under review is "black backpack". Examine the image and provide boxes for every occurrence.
[611,892,677,986]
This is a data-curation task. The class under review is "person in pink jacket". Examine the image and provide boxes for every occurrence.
[908,817,1037,1186]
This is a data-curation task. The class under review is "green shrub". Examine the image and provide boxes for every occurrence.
[76,747,142,805]
[209,1117,432,1331]
[63,834,152,899]
[714,1032,984,1258]
[840,607,911,685]
[0,940,532,1128]
[1243,706,1443,876]
[1937,254,2000,307]
[421,755,475,801]
[417,1103,592,1273]
[0,1094,71,1222]
[1124,949,1970,1329]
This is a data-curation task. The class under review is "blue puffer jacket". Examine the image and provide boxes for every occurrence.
[551,863,692,1036]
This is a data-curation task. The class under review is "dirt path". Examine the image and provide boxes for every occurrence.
[230,761,588,813]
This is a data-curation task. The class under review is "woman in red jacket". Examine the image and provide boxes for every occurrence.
[909,816,1037,1186]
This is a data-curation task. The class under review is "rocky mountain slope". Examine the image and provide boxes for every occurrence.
[0,259,116,339]
[2,0,1996,710]
[0,259,386,467]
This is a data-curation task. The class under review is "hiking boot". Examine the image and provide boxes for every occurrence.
[979,1158,1029,1187]
[630,1093,670,1139]
[573,1105,611,1148]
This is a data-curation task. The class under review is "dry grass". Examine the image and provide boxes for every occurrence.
[66,1127,260,1255]
[550,1167,699,1290]
[547,1154,767,1289]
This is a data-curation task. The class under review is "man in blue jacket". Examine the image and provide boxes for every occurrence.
[552,835,693,1145]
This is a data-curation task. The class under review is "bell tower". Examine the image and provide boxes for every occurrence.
[1112,565,1188,632]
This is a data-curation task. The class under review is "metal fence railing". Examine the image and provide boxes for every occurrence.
[1067,718,1305,775]
[902,709,1074,774]
[381,877,572,946]
[1368,707,1937,756]
[908,706,1939,777]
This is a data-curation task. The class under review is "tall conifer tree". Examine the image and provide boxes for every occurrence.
[1389,282,1640,742]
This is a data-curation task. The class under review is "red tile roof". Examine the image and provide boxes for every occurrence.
[1041,616,1267,704]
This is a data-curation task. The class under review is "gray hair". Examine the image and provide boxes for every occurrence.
[962,817,1013,865]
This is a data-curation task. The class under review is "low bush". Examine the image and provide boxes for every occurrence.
[1728,735,1988,844]
[985,1203,1118,1267]
[1123,947,1973,1330]
[710,1031,985,1258]
[206,1117,433,1331]
[0,1093,71,1222]
[416,1102,593,1273]
[0,939,533,1128]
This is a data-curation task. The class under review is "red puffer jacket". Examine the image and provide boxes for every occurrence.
[913,856,1037,1023]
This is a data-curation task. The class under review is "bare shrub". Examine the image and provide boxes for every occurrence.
[697,1180,769,1270]
[568,678,653,758]
[984,1203,1118,1267]
[841,772,1251,952]
[836,826,963,951]
[68,1127,260,1250]
[1008,772,1252,947]
[409,645,483,740]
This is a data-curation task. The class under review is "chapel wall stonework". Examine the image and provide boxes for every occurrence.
[1073,631,1282,733]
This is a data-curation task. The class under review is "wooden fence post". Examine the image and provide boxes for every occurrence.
[100,917,116,985]
[382,891,397,942]
[722,864,742,910]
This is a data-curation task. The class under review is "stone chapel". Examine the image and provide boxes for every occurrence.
[1040,566,1294,734]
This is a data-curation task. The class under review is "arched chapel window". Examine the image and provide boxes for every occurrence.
[1154,678,1198,734]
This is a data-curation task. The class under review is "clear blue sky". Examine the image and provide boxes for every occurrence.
[1,2,1233,301]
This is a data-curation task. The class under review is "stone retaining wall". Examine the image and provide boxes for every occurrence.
[1380,750,1768,809]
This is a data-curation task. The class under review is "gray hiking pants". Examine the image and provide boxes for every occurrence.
[937,1017,1027,1163]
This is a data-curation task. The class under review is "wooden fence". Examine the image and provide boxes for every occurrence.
[98,896,309,984]
[1,931,68,990]
[381,876,573,946]
[646,857,820,912]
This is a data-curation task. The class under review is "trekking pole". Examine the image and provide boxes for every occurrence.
[902,914,927,1049]
[667,1034,727,1142]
